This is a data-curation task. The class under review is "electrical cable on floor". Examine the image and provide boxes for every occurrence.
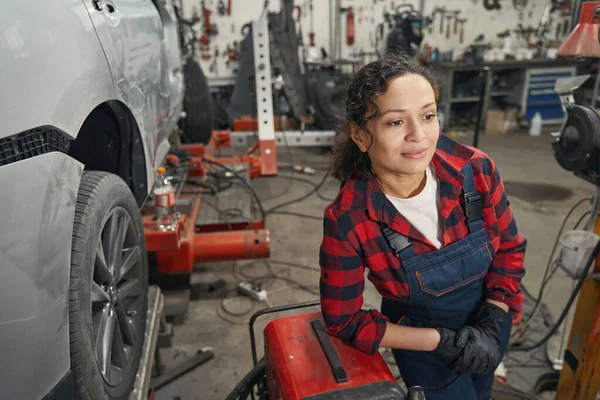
[258,174,322,202]
[195,152,336,324]
[521,197,591,325]
[266,165,332,216]
[268,259,321,272]
[509,236,600,352]
[201,158,266,222]
[217,258,322,325]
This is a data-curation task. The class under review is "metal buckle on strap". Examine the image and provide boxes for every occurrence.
[383,227,411,253]
[463,191,483,222]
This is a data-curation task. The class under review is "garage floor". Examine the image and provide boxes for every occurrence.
[154,130,592,400]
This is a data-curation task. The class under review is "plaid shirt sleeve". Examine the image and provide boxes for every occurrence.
[319,207,389,355]
[481,155,527,312]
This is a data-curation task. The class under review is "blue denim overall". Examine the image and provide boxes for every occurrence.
[380,162,512,400]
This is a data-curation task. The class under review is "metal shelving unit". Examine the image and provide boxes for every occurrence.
[432,60,579,131]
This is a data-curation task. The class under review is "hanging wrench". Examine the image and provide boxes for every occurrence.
[217,0,226,16]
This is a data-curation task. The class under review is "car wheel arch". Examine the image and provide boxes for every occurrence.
[68,100,148,205]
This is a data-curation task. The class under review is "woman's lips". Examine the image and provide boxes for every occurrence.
[401,148,428,159]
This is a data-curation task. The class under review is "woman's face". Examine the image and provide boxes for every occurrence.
[351,73,440,177]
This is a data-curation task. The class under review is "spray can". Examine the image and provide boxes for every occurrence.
[154,167,177,231]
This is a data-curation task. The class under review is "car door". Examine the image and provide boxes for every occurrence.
[81,0,177,174]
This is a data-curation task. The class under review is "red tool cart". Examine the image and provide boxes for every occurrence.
[224,302,412,400]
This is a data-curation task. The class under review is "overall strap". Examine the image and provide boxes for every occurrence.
[460,161,484,233]
[380,223,413,258]
[380,224,418,261]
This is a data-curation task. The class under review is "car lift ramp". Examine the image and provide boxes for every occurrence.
[129,285,163,400]
[129,285,214,399]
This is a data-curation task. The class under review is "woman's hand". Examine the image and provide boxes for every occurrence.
[432,326,501,375]
[432,302,508,375]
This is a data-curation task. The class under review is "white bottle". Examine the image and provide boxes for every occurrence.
[153,167,176,231]
[530,112,542,137]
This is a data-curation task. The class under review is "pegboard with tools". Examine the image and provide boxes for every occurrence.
[178,0,567,80]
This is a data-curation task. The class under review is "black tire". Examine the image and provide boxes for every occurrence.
[70,171,149,400]
[306,71,347,130]
[181,58,214,144]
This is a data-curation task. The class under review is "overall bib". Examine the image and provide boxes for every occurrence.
[380,162,512,400]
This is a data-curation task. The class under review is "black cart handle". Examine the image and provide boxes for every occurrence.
[311,319,349,383]
[249,300,321,366]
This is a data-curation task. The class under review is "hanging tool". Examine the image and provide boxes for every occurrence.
[375,23,385,53]
[452,10,461,34]
[446,14,453,39]
[429,8,442,34]
[425,15,434,34]
[209,48,219,75]
[308,0,315,46]
[217,0,226,16]
[437,7,447,34]
[224,41,239,68]
[201,1,218,36]
[457,18,467,44]
[227,0,232,15]
[200,41,211,61]
[295,5,303,45]
[537,4,552,37]
[483,0,501,10]
[562,18,570,36]
[230,40,239,61]
[346,7,355,45]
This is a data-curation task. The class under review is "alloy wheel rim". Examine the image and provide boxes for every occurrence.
[91,207,143,387]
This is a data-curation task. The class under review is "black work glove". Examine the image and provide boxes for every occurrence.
[432,325,501,376]
[432,303,507,375]
[474,302,508,343]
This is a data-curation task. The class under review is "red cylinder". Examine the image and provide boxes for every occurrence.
[193,230,270,262]
[346,7,355,45]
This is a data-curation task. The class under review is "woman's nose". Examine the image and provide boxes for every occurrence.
[405,119,426,142]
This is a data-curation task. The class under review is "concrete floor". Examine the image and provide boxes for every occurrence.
[154,129,595,400]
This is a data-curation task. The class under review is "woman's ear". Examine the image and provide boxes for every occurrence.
[349,123,370,152]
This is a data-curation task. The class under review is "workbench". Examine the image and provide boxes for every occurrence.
[432,59,579,131]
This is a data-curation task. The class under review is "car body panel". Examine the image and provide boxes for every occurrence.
[0,1,184,398]
[0,0,116,140]
[81,0,184,188]
[0,153,83,399]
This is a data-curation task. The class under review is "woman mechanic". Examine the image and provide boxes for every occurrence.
[319,54,526,400]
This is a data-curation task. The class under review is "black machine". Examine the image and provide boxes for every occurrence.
[552,76,600,185]
[384,5,425,56]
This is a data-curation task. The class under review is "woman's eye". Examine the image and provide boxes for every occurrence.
[424,114,437,121]
[388,120,402,126]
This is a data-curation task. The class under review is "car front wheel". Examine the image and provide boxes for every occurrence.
[69,171,149,400]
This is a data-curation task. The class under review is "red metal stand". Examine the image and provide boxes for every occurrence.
[143,130,270,275]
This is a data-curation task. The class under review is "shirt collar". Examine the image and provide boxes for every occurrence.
[339,134,474,232]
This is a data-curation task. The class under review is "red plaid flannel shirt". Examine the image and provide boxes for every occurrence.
[319,134,527,355]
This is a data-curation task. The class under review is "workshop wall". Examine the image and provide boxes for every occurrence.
[181,0,561,80]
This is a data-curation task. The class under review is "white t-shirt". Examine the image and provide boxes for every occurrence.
[385,164,442,249]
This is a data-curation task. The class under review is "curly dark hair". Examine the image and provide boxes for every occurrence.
[330,53,438,181]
